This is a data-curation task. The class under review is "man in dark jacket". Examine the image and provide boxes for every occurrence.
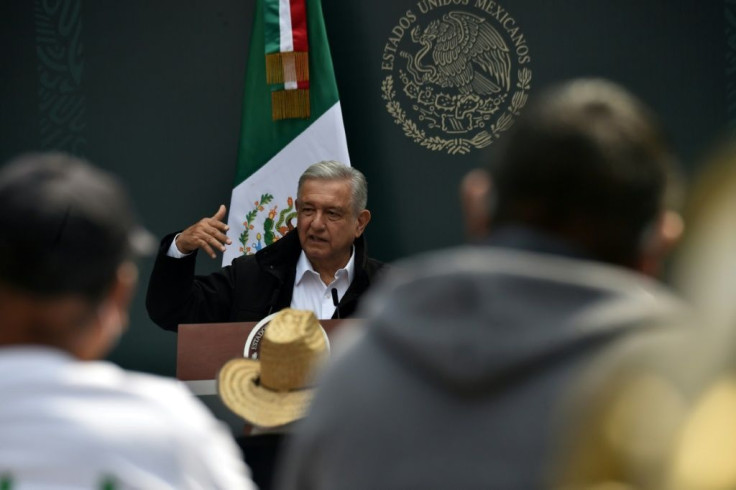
[146,161,385,331]
[275,79,689,490]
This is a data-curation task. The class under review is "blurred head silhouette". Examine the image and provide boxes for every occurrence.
[462,78,683,275]
[0,152,152,360]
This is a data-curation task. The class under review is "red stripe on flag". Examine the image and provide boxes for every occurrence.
[289,0,308,52]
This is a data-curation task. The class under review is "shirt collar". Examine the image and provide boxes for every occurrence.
[295,247,356,286]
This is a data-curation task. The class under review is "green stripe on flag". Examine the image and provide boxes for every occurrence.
[99,476,118,490]
[263,0,282,54]
[234,0,340,186]
[0,474,13,490]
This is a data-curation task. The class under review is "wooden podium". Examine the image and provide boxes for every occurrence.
[176,319,344,395]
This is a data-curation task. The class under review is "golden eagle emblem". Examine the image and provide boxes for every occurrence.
[403,12,511,96]
[381,3,532,155]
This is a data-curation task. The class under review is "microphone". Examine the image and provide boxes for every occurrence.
[331,288,341,319]
[267,287,282,315]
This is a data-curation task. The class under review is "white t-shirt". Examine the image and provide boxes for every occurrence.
[0,347,256,490]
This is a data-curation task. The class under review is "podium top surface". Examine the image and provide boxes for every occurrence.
[176,319,344,381]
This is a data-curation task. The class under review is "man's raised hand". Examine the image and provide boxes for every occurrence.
[175,205,232,258]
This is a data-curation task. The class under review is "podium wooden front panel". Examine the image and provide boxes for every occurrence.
[177,319,343,382]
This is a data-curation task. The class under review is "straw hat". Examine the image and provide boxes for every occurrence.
[217,308,329,428]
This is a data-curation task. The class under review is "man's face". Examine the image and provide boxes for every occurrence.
[296,178,370,271]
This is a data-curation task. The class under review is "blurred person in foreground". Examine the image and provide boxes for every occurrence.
[555,140,736,490]
[0,153,256,489]
[217,308,329,490]
[276,78,689,490]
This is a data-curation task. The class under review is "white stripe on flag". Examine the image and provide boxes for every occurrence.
[233,102,350,190]
[278,0,294,52]
[223,102,351,265]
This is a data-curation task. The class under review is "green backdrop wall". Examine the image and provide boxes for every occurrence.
[0,0,729,376]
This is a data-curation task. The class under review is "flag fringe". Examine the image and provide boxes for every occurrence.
[271,89,310,120]
[266,52,310,85]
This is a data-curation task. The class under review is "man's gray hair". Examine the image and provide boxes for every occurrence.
[298,160,368,215]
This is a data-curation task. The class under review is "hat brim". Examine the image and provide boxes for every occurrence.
[217,357,314,428]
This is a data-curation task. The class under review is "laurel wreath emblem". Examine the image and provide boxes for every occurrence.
[381,67,531,155]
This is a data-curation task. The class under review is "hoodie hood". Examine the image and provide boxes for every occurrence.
[364,246,688,394]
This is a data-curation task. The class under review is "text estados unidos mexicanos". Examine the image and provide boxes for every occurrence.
[381,0,530,72]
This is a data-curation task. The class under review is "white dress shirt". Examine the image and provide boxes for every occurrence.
[291,248,355,319]
[167,233,190,258]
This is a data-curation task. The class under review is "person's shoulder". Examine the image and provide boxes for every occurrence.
[106,368,256,487]
[363,245,688,329]
[380,245,673,292]
[365,256,388,275]
[230,250,259,268]
[7,359,209,448]
[58,360,218,431]
[105,366,213,419]
[2,355,254,488]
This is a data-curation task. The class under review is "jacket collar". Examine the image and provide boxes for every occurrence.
[295,246,356,286]
[256,229,369,279]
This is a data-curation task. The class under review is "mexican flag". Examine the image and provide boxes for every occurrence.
[223,0,350,265]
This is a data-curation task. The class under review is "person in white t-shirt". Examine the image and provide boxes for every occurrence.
[0,153,256,490]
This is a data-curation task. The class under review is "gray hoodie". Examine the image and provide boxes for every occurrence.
[277,244,688,490]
